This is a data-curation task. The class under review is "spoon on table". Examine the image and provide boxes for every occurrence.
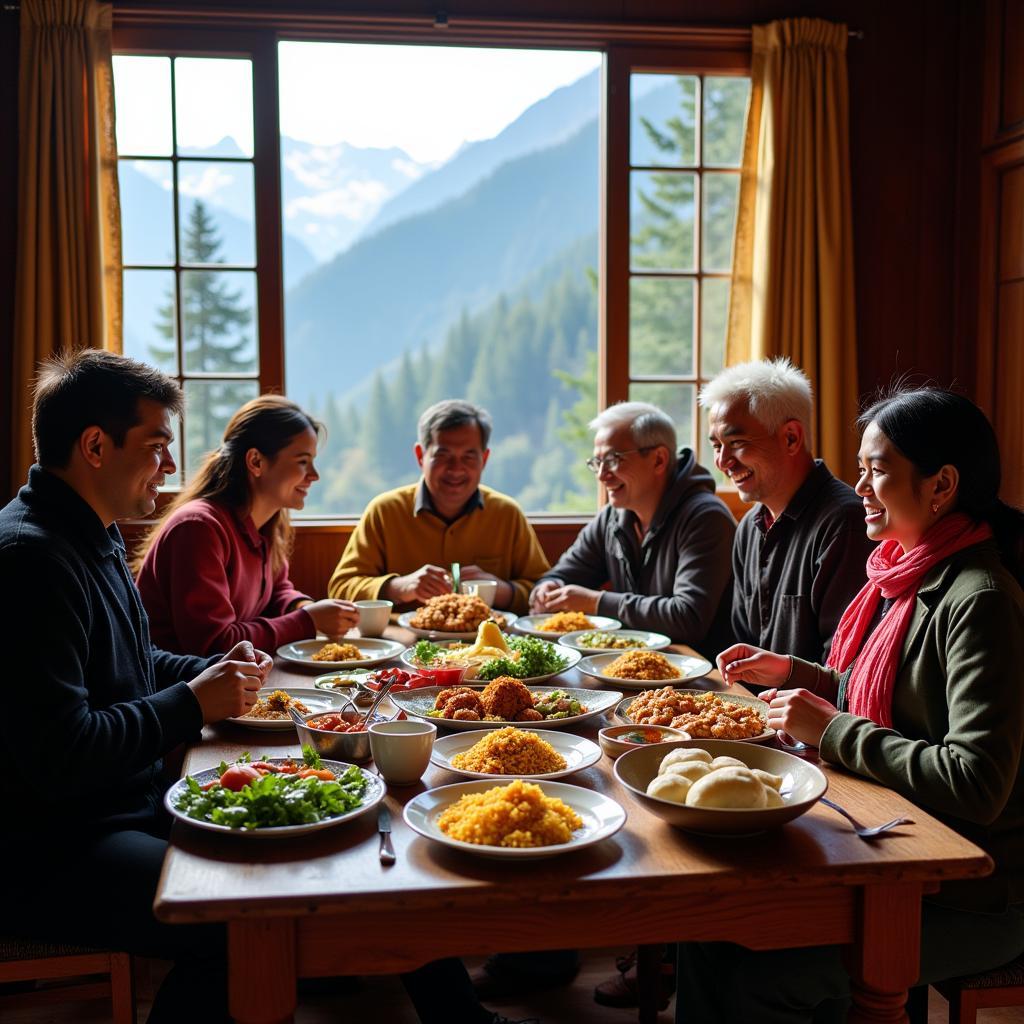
[820,796,914,839]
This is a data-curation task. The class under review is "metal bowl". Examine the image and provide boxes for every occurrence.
[293,709,373,762]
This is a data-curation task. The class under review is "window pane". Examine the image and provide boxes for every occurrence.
[183,380,259,479]
[178,163,256,267]
[703,76,750,168]
[628,382,695,450]
[629,278,695,376]
[123,270,178,374]
[119,161,175,266]
[180,270,258,373]
[702,172,739,271]
[113,56,172,156]
[631,170,695,271]
[630,74,697,167]
[174,57,254,158]
[701,277,730,378]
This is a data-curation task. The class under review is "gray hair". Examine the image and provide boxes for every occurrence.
[589,401,678,469]
[418,399,493,449]
[698,357,813,435]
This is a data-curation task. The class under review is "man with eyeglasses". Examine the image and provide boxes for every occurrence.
[328,399,548,613]
[529,401,736,656]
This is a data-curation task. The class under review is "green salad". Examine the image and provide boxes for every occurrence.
[533,689,586,719]
[475,635,569,680]
[175,748,368,830]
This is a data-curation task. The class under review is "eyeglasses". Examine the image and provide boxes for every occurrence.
[585,447,655,474]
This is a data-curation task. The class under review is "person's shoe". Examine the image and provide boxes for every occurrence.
[592,951,675,1010]
[471,956,577,1000]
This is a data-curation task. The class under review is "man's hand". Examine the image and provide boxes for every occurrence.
[188,640,264,723]
[716,644,792,688]
[529,580,560,613]
[765,688,840,748]
[384,565,452,604]
[541,584,601,615]
[303,599,359,637]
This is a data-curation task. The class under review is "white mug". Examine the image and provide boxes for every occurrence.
[355,599,393,637]
[369,720,437,785]
[460,579,498,607]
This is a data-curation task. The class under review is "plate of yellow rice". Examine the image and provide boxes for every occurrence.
[431,726,602,780]
[402,778,626,860]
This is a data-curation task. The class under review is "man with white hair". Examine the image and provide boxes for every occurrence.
[700,358,872,669]
[530,401,735,656]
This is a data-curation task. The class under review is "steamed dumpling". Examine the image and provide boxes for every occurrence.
[752,768,784,791]
[685,767,767,809]
[662,761,711,784]
[658,748,713,774]
[763,787,786,807]
[710,755,747,770]
[646,773,694,804]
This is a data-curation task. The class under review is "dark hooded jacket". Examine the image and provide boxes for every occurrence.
[540,449,736,658]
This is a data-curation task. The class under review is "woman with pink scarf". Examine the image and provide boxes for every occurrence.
[677,388,1024,1023]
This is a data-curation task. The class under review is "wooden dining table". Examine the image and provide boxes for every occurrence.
[154,631,993,1024]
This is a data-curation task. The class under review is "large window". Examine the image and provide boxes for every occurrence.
[112,24,749,515]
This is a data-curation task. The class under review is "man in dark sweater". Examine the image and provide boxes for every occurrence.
[0,351,270,1021]
[700,357,873,668]
[530,401,736,658]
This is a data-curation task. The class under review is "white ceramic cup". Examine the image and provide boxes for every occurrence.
[369,720,437,786]
[355,599,393,637]
[460,579,498,607]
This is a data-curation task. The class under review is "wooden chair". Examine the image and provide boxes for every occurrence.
[930,952,1024,1023]
[0,937,135,1023]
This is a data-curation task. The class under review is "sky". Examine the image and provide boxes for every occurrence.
[114,43,601,166]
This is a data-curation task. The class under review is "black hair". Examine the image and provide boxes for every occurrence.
[33,349,183,468]
[858,386,1024,584]
[417,399,492,449]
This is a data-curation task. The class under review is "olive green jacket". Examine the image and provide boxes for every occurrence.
[789,541,1024,911]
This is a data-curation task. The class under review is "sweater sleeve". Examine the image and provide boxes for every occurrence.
[266,557,311,616]
[598,503,735,644]
[0,547,203,790]
[818,587,1024,825]
[504,509,551,614]
[153,516,313,655]
[327,501,396,602]
[540,516,610,590]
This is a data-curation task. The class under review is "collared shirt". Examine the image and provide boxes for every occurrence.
[413,479,484,522]
[731,460,875,665]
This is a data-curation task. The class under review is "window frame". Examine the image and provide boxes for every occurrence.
[113,17,750,521]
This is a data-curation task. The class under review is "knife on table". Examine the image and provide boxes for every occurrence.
[378,803,396,865]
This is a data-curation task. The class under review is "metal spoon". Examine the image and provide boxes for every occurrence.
[359,677,396,727]
[820,796,914,839]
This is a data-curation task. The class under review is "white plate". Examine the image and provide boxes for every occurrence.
[397,609,518,641]
[431,729,602,781]
[389,685,623,731]
[558,629,672,655]
[577,651,712,690]
[166,757,385,837]
[403,778,626,860]
[275,637,406,669]
[615,691,776,744]
[227,687,353,731]
[399,638,582,684]
[512,613,621,639]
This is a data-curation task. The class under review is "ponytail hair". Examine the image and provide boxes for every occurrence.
[858,386,1024,585]
[133,395,323,575]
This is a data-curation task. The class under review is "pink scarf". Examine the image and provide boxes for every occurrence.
[827,513,992,728]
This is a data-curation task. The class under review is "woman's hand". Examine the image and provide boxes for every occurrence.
[765,689,841,748]
[304,599,359,638]
[716,644,791,688]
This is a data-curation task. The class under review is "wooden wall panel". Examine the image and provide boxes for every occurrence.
[996,280,1024,506]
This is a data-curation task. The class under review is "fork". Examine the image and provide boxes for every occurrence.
[820,796,914,838]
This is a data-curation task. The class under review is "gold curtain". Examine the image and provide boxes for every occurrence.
[726,18,859,483]
[13,0,121,480]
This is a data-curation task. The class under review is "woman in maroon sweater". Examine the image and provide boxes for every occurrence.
[136,395,358,655]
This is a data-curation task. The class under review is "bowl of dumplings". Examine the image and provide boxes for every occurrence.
[612,739,828,835]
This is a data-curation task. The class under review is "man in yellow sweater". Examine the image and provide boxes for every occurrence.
[327,400,549,614]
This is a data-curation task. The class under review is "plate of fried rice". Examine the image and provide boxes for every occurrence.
[577,651,712,689]
[403,778,626,859]
[275,637,406,669]
[512,613,621,638]
[431,727,602,780]
[227,687,353,731]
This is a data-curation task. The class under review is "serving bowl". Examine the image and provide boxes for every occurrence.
[613,739,827,835]
[292,709,379,762]
[597,724,690,759]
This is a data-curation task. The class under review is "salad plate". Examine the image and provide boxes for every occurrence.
[512,613,621,639]
[397,609,517,641]
[399,637,581,685]
[276,637,405,670]
[166,757,385,837]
